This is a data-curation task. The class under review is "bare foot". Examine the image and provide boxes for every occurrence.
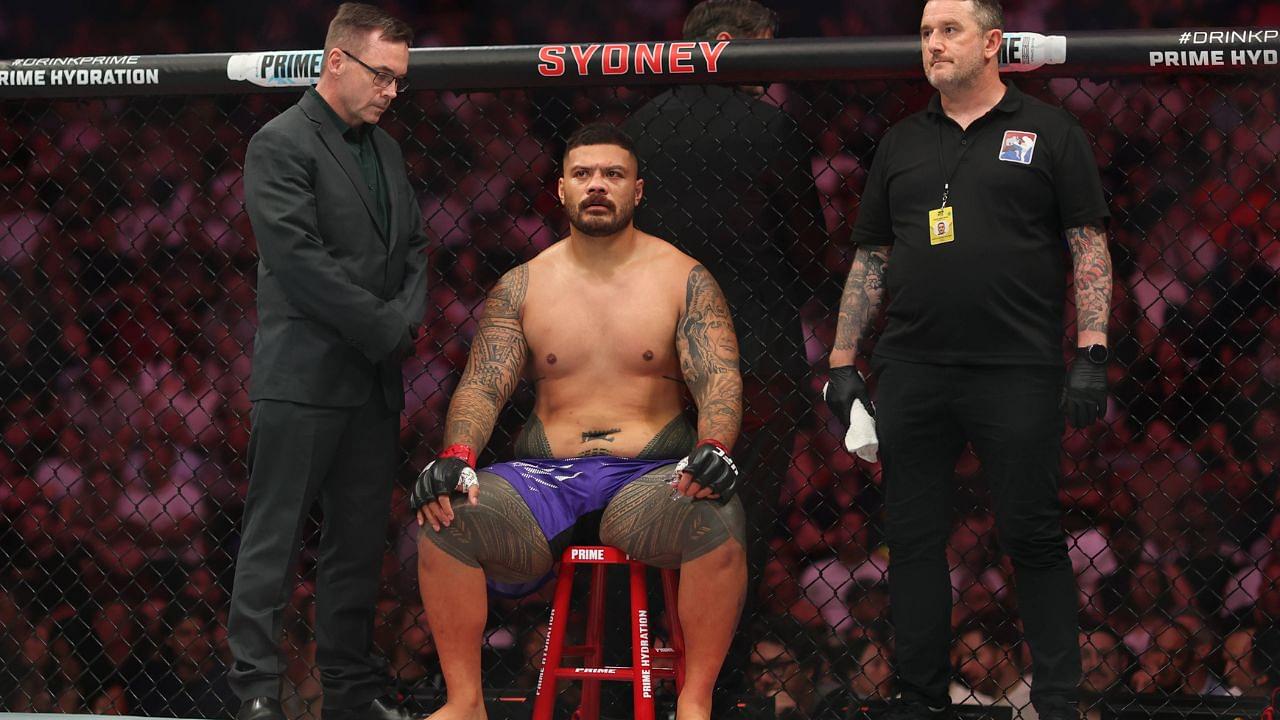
[423,700,487,720]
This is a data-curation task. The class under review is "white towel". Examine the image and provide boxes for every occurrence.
[823,382,879,463]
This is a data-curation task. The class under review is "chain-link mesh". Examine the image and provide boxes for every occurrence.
[1,75,1278,720]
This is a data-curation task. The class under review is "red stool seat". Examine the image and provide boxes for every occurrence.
[532,545,685,720]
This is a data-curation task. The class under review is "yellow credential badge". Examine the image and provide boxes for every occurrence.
[929,206,955,246]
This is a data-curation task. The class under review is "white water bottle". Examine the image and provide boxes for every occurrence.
[1000,32,1067,72]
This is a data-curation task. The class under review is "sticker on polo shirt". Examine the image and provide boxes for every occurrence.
[929,206,954,245]
[998,130,1038,164]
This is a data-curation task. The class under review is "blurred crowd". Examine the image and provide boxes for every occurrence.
[2,1,1280,718]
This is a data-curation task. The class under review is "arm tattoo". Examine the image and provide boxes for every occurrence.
[1065,224,1112,339]
[676,265,743,449]
[444,264,530,451]
[832,246,891,358]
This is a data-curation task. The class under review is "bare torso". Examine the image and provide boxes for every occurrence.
[516,233,699,458]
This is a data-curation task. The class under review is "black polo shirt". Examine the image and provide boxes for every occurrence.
[852,82,1109,366]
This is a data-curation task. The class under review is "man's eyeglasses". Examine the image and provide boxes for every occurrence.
[341,49,409,92]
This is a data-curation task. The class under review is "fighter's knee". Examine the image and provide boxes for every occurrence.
[418,519,484,570]
[688,531,745,569]
[423,471,522,556]
[600,475,746,569]
[680,494,747,565]
[421,474,555,587]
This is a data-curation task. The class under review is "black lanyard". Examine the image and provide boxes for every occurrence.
[937,120,973,208]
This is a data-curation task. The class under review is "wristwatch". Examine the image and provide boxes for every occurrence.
[1080,344,1110,364]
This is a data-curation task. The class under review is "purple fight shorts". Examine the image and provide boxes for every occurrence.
[482,456,677,596]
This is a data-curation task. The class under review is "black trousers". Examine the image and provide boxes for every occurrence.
[874,359,1080,711]
[228,393,398,710]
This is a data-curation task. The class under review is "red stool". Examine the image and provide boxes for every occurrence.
[532,545,685,720]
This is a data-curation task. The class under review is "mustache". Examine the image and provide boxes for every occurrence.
[579,196,615,211]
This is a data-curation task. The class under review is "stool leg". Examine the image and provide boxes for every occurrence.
[533,562,575,720]
[661,568,686,694]
[630,562,655,720]
[579,564,606,720]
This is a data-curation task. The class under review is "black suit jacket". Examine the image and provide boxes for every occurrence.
[244,91,428,410]
[624,85,826,384]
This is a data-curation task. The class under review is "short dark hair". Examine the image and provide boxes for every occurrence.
[682,0,779,42]
[324,3,413,54]
[936,0,1004,32]
[562,122,639,171]
[971,0,1004,31]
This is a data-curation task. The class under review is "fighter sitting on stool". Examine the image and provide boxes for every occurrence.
[412,122,747,720]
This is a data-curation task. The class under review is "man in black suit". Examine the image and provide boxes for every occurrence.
[228,5,428,720]
[622,0,827,700]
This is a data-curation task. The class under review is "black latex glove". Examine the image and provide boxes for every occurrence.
[825,365,874,428]
[1062,348,1108,428]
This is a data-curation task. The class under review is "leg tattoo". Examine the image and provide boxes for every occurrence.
[419,472,553,585]
[600,467,746,569]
